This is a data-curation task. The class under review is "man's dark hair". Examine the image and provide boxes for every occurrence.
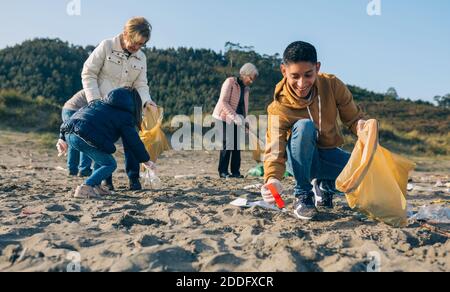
[283,41,318,64]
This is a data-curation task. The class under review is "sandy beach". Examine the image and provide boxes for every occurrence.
[0,131,448,272]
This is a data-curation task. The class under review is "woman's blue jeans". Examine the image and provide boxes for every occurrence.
[62,109,92,175]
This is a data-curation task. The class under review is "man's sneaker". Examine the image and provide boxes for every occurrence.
[312,179,334,209]
[74,185,100,199]
[129,178,142,191]
[293,193,318,220]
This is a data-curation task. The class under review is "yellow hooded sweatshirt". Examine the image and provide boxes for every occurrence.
[264,73,364,182]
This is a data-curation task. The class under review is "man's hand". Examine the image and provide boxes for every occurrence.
[261,178,283,204]
[56,139,68,157]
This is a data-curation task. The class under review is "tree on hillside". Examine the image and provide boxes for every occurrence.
[0,38,88,103]
[386,87,399,100]
[1,38,446,118]
[434,94,450,108]
[224,42,255,70]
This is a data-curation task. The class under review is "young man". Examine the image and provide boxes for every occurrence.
[261,41,366,220]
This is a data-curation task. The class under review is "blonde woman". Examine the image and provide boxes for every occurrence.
[70,17,157,191]
[212,63,259,179]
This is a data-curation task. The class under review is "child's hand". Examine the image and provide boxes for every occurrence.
[56,139,68,157]
[143,160,156,170]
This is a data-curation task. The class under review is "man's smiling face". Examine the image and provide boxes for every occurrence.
[281,61,321,98]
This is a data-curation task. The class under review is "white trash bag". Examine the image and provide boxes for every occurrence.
[141,168,161,189]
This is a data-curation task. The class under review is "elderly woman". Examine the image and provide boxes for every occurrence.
[212,63,259,179]
[68,17,157,191]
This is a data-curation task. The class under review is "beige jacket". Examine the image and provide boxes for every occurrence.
[81,34,152,105]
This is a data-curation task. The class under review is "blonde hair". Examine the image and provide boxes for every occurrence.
[124,17,152,43]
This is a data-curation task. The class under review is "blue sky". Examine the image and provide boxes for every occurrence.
[1,0,449,102]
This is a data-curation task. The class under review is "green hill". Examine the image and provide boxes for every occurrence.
[0,38,448,156]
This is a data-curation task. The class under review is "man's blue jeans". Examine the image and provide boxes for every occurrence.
[286,119,350,197]
[62,109,92,175]
[66,134,117,187]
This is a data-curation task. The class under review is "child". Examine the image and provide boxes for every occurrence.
[57,87,155,198]
[62,90,92,177]
[261,41,366,220]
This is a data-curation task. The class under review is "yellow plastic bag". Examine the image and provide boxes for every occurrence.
[336,119,416,227]
[139,107,171,163]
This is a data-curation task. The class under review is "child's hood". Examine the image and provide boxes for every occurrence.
[103,88,135,114]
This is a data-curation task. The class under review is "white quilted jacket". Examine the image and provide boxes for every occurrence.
[81,34,152,106]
